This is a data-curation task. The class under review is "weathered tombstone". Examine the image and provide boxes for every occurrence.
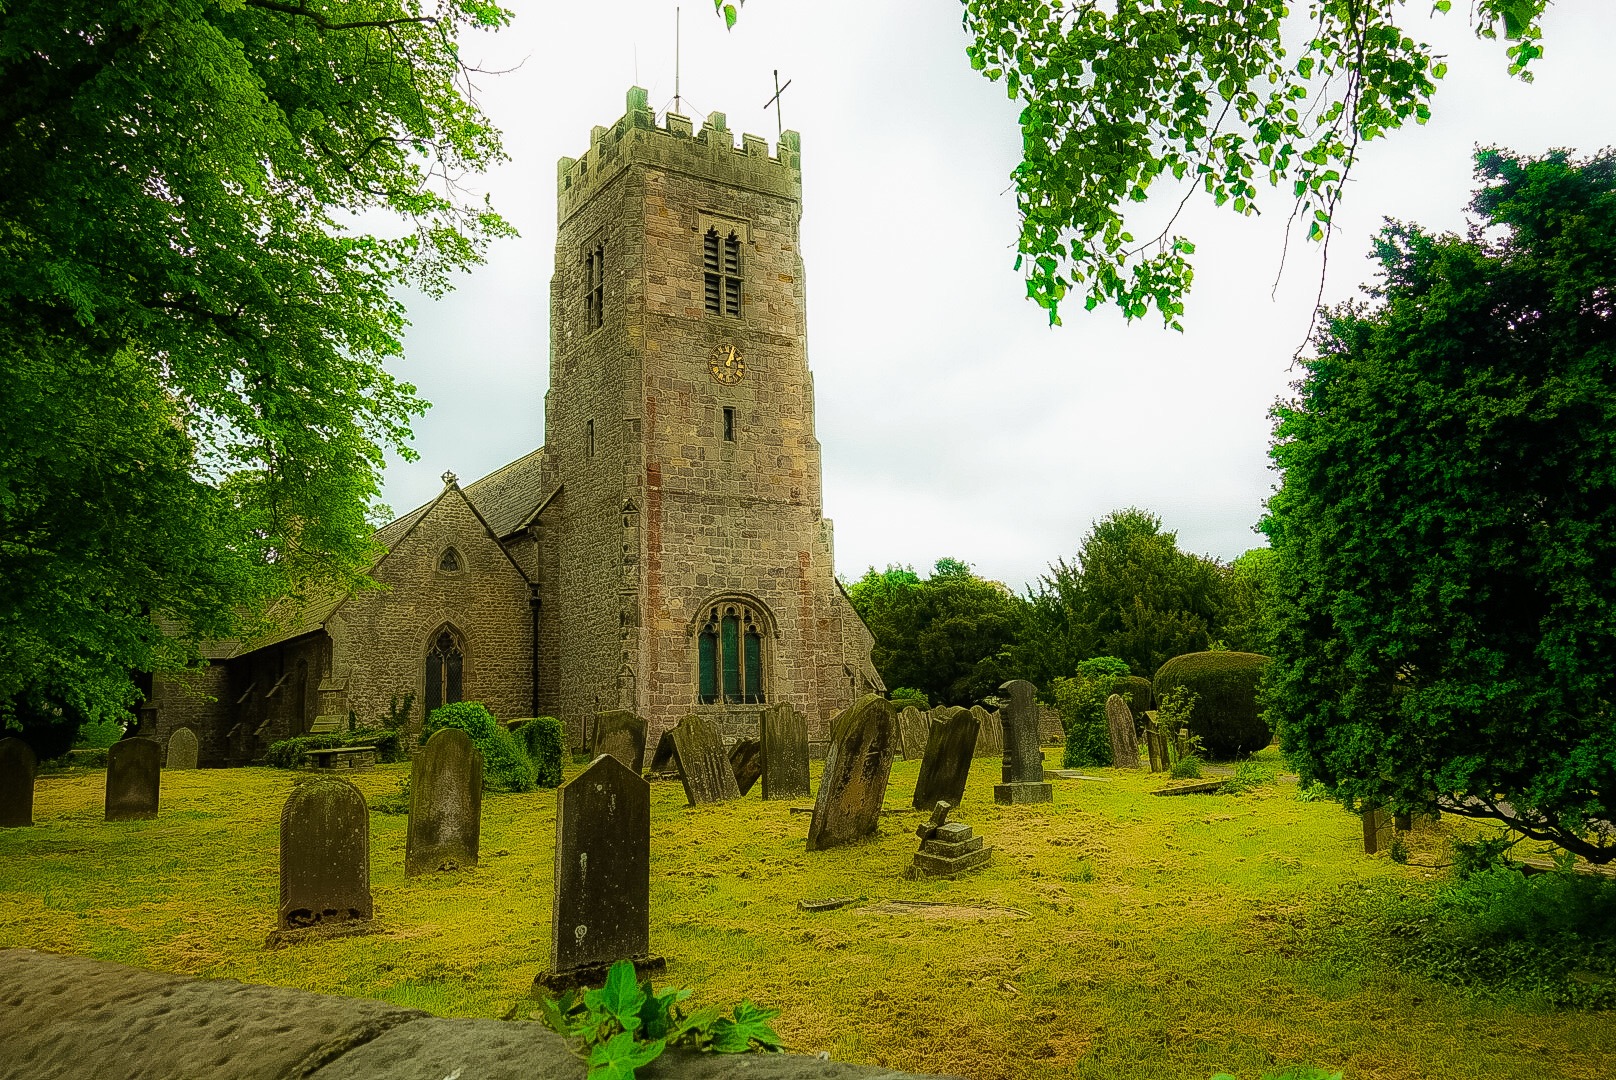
[647,729,679,776]
[728,738,762,796]
[540,754,663,991]
[971,704,1003,758]
[405,728,483,875]
[759,703,809,801]
[1361,806,1382,854]
[806,695,897,852]
[165,727,199,770]
[911,707,978,811]
[105,738,161,821]
[276,777,372,936]
[896,706,930,761]
[591,709,646,774]
[1037,703,1065,745]
[668,714,740,806]
[0,737,37,827]
[993,680,1052,805]
[1104,694,1142,770]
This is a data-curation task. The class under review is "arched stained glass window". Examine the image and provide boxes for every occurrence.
[425,630,463,717]
[696,603,765,704]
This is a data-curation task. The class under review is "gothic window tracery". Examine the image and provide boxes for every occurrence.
[697,602,765,704]
[438,547,462,572]
[424,629,464,717]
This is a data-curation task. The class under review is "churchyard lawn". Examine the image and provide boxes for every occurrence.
[2,752,1610,1080]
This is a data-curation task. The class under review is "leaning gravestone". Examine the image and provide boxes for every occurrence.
[668,714,740,806]
[0,737,37,827]
[165,727,199,770]
[540,754,662,990]
[806,695,897,852]
[896,706,930,761]
[105,738,161,821]
[728,738,762,796]
[647,729,679,776]
[970,705,1003,758]
[993,680,1052,805]
[1104,694,1142,770]
[911,707,978,811]
[759,703,810,801]
[591,710,646,774]
[276,777,373,939]
[405,728,483,875]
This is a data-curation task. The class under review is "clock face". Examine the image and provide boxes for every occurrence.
[709,342,745,385]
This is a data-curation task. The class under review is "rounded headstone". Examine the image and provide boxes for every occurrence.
[165,728,199,770]
[405,728,483,875]
[278,777,372,930]
[105,738,161,821]
[806,695,897,851]
[0,737,38,827]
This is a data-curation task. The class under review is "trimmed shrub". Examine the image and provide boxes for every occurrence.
[511,716,565,788]
[426,701,536,793]
[889,687,931,711]
[1108,675,1153,721]
[1152,651,1272,759]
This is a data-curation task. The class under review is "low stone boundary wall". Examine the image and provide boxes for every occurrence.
[0,950,947,1080]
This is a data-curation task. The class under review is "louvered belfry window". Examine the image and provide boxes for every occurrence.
[703,227,742,316]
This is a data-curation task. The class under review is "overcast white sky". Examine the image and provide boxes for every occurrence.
[382,0,1616,593]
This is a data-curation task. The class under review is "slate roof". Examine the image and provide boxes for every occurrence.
[460,446,549,537]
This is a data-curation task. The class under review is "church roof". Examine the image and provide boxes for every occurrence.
[460,446,549,537]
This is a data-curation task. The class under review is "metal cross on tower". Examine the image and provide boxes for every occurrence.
[763,69,792,138]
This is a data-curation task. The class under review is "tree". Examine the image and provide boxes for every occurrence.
[1263,148,1616,863]
[958,0,1552,325]
[845,559,1028,706]
[1220,547,1278,654]
[1,1,512,733]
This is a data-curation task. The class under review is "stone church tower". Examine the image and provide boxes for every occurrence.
[532,88,878,753]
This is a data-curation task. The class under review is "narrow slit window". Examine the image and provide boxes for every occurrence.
[722,407,735,442]
[585,244,605,330]
[587,419,595,458]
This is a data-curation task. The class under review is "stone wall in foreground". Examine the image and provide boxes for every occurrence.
[0,949,951,1080]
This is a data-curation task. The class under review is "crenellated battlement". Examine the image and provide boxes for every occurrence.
[556,87,801,224]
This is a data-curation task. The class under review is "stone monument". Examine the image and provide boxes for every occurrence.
[105,738,161,821]
[0,737,37,828]
[911,707,977,811]
[993,680,1052,805]
[405,728,484,875]
[540,754,663,991]
[591,710,646,774]
[759,703,809,801]
[276,777,373,938]
[165,727,199,770]
[970,704,1002,758]
[1104,694,1141,770]
[806,695,897,852]
[904,801,992,878]
[896,706,930,761]
[668,714,740,806]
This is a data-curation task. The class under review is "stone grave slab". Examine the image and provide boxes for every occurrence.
[541,754,662,991]
[759,703,809,801]
[728,738,762,796]
[896,706,930,761]
[166,727,199,770]
[591,709,646,774]
[970,705,1002,758]
[275,777,373,939]
[911,707,977,811]
[993,680,1052,805]
[0,737,37,827]
[669,714,740,806]
[105,738,161,821]
[1105,693,1142,770]
[806,695,896,852]
[405,728,483,875]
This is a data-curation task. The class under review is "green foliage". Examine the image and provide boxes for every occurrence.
[1452,835,1520,880]
[1170,755,1204,780]
[1220,549,1278,655]
[385,695,415,733]
[0,0,513,732]
[72,720,125,750]
[1149,686,1206,770]
[346,726,402,764]
[1211,1070,1341,1080]
[263,734,343,770]
[1109,675,1154,721]
[1297,781,1331,803]
[1264,148,1616,864]
[889,687,931,711]
[845,559,1029,705]
[1154,651,1272,760]
[1052,656,1131,768]
[426,701,535,793]
[512,716,565,788]
[959,0,1550,326]
[1219,760,1278,795]
[537,959,782,1078]
[372,775,411,816]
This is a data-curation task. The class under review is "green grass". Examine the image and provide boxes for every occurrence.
[2,748,1612,1079]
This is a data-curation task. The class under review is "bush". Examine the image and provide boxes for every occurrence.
[1170,755,1204,779]
[889,687,931,711]
[1108,675,1153,720]
[510,716,565,788]
[1053,657,1132,768]
[1153,651,1271,759]
[264,734,342,769]
[426,701,535,793]
[72,719,125,749]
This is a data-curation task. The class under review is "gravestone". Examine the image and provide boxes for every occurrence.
[541,754,662,991]
[591,710,646,774]
[911,707,978,811]
[277,777,372,934]
[759,703,810,801]
[0,737,37,828]
[647,729,679,776]
[728,738,762,796]
[993,680,1052,805]
[970,705,1003,758]
[105,738,161,821]
[1104,694,1142,770]
[896,706,930,761]
[405,728,483,875]
[904,801,992,878]
[668,714,740,806]
[806,695,897,852]
[165,728,199,770]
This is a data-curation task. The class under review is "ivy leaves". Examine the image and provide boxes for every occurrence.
[958,0,1551,327]
[537,960,783,1079]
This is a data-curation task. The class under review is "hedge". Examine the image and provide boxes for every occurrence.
[510,717,565,788]
[1152,651,1272,759]
[425,701,536,793]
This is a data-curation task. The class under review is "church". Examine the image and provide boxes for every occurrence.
[149,88,882,765]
